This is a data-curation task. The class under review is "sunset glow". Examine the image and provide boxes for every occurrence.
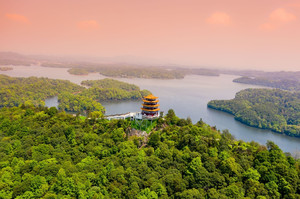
[1,0,300,70]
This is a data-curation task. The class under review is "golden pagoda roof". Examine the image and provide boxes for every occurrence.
[143,94,158,100]
[141,108,160,112]
[142,104,159,107]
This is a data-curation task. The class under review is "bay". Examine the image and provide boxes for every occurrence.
[1,65,300,153]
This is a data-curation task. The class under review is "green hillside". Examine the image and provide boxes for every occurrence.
[208,88,300,137]
[0,107,299,198]
[0,75,151,115]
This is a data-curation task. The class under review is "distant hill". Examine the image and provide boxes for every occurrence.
[1,51,299,82]
[233,76,300,91]
[227,70,300,91]
[0,51,37,66]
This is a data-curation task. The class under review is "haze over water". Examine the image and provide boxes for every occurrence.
[2,65,300,154]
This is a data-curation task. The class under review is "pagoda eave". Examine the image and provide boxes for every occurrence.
[142,99,159,103]
[142,104,159,107]
[141,108,160,112]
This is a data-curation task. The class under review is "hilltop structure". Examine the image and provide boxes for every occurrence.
[105,94,160,121]
[104,94,160,132]
[141,94,160,119]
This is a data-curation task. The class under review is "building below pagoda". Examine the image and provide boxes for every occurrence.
[141,94,160,119]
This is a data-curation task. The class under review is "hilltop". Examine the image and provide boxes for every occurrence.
[0,106,299,198]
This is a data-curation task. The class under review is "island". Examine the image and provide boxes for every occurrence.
[208,88,300,137]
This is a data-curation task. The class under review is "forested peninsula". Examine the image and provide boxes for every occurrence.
[208,88,300,137]
[0,75,150,115]
[1,106,300,198]
[67,68,89,75]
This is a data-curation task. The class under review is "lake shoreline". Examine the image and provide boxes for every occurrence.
[207,104,300,139]
[2,65,300,153]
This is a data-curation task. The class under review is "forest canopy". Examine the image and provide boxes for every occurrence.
[0,106,299,198]
[208,88,300,137]
[0,75,150,115]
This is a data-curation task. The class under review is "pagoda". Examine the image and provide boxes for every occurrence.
[141,94,160,119]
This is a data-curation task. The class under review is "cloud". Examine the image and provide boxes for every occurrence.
[5,13,29,24]
[260,8,296,30]
[269,8,296,22]
[206,12,232,26]
[77,20,99,30]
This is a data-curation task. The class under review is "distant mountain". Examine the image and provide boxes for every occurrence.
[0,51,37,66]
[231,71,300,91]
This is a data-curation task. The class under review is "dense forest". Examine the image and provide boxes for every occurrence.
[78,79,151,101]
[58,79,151,112]
[0,75,150,115]
[0,106,300,198]
[0,75,84,108]
[208,89,300,137]
[233,71,300,91]
[81,79,140,91]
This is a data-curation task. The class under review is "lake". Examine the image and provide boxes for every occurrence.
[1,65,300,153]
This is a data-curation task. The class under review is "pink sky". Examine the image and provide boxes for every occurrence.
[1,0,300,71]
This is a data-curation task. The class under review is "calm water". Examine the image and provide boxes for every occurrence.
[1,65,300,153]
[45,96,59,108]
